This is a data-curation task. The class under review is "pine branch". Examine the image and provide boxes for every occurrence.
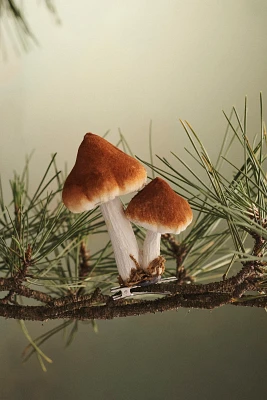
[0,256,266,321]
[0,285,266,322]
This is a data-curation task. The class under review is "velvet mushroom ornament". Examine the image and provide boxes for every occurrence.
[62,133,147,285]
[125,177,193,279]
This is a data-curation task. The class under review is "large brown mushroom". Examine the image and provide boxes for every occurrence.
[125,177,193,276]
[62,133,147,284]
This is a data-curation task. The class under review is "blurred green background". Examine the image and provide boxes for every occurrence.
[1,1,267,399]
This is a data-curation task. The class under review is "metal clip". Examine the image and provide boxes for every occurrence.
[111,275,177,300]
[111,285,141,300]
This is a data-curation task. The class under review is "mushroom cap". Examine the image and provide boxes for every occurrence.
[125,177,193,234]
[62,133,147,213]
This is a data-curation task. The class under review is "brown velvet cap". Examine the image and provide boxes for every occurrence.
[125,177,193,234]
[62,133,147,213]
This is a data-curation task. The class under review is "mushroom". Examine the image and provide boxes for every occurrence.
[125,177,193,277]
[62,133,147,285]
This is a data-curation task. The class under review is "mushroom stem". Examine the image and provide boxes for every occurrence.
[142,230,161,271]
[100,197,140,282]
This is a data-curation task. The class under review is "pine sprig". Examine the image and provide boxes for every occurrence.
[1,98,267,371]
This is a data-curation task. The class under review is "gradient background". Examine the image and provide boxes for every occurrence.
[1,1,267,399]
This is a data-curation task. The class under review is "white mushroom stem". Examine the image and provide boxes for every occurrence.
[142,230,161,271]
[100,197,140,282]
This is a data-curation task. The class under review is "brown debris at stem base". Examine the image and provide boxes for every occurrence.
[118,255,166,287]
[129,254,141,270]
[146,255,165,276]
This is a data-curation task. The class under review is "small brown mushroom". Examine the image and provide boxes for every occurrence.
[125,177,193,275]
